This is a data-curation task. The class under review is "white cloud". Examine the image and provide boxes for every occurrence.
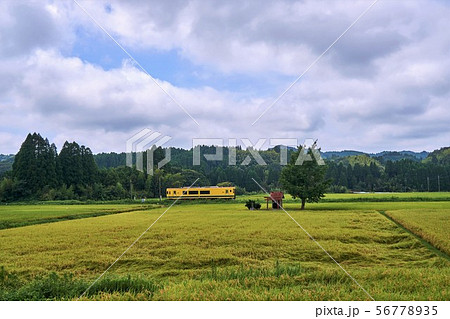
[0,0,450,154]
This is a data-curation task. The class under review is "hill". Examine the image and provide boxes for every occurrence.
[322,150,428,162]
[338,154,383,168]
[0,154,14,177]
[321,150,366,159]
[423,147,450,165]
[373,151,428,163]
[0,154,14,162]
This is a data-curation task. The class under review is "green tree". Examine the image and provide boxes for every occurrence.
[12,133,58,196]
[58,142,98,188]
[217,181,233,187]
[181,169,209,186]
[58,141,82,187]
[0,177,16,202]
[280,147,329,210]
[80,145,98,185]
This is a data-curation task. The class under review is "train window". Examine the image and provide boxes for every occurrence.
[189,190,198,195]
[183,191,187,195]
[225,190,228,193]
[200,190,210,194]
[167,191,169,195]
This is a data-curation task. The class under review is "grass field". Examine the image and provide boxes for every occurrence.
[324,192,450,200]
[385,209,450,256]
[239,192,450,202]
[0,194,449,300]
[0,204,154,230]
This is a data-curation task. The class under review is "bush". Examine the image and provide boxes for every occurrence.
[0,267,161,300]
[245,200,261,210]
[217,181,233,187]
[235,186,246,195]
[328,185,349,193]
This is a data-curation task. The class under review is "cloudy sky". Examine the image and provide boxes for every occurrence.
[1,0,449,154]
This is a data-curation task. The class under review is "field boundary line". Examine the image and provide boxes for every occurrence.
[72,0,199,126]
[0,206,161,231]
[77,178,199,300]
[252,178,375,301]
[378,211,450,261]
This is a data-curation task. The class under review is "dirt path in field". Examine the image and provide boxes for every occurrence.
[0,206,163,230]
[377,210,450,261]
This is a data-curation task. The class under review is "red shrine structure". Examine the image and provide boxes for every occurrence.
[264,191,284,209]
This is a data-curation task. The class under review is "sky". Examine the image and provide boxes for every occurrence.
[0,0,449,154]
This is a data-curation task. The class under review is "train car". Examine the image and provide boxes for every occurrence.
[166,186,235,200]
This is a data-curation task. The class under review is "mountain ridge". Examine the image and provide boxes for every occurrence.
[0,148,442,173]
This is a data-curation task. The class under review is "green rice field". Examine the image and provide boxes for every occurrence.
[0,204,153,230]
[0,193,448,300]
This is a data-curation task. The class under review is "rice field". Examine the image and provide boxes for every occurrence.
[385,209,450,255]
[239,192,450,202]
[0,204,152,229]
[0,194,448,300]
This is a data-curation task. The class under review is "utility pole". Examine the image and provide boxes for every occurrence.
[427,176,430,192]
[130,178,133,200]
[438,175,440,192]
[159,176,162,201]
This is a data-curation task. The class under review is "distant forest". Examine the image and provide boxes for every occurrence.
[0,133,449,202]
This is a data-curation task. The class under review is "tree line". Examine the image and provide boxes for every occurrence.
[0,133,449,202]
[326,160,450,192]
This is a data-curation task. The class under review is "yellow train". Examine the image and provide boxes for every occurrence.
[166,186,235,199]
